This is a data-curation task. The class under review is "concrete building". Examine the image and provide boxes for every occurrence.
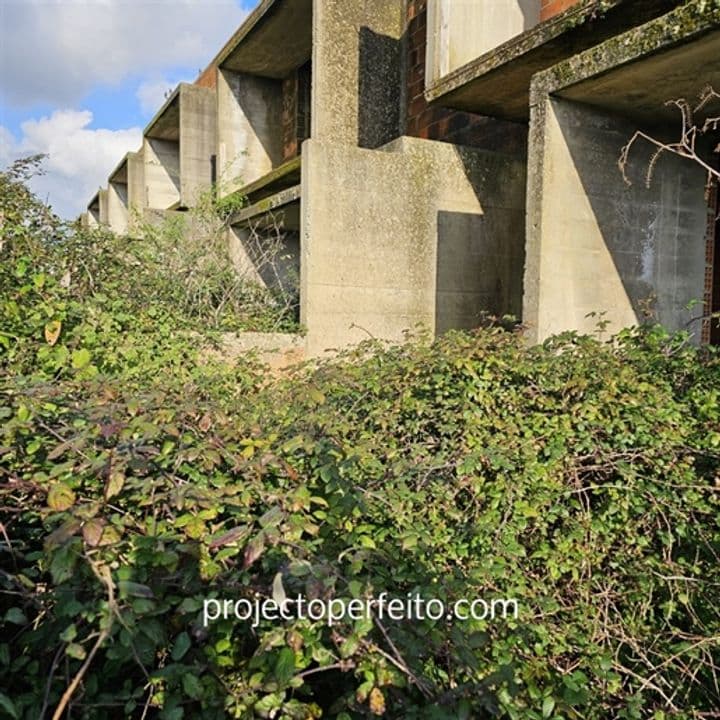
[86,0,720,354]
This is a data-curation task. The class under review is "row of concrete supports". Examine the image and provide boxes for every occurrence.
[82,0,720,356]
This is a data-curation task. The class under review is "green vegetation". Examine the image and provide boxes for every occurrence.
[1,159,719,719]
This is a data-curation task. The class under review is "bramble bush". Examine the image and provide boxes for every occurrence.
[1,160,720,719]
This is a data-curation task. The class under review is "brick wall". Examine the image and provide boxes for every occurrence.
[195,64,217,90]
[541,0,582,21]
[405,0,525,153]
[281,63,312,162]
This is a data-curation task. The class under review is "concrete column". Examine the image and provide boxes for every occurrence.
[127,150,145,232]
[107,181,128,235]
[98,189,109,225]
[143,137,180,210]
[216,69,283,198]
[311,0,404,148]
[179,85,216,206]
[523,96,708,342]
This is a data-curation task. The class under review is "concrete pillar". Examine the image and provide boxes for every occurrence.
[143,137,180,210]
[179,85,216,206]
[523,96,708,342]
[98,189,109,225]
[311,0,404,148]
[216,69,283,198]
[127,150,145,232]
[107,181,128,235]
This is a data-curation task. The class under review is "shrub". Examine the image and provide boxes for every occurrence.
[1,159,719,719]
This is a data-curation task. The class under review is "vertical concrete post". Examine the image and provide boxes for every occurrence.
[216,69,283,198]
[179,85,217,206]
[311,0,404,147]
[127,150,145,232]
[143,137,180,210]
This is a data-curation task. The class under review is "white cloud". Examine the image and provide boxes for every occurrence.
[0,0,247,107]
[1,110,142,219]
[136,78,176,116]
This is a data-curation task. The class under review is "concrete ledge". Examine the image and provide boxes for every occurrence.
[230,185,301,225]
[214,0,312,79]
[215,331,305,370]
[241,156,302,202]
[424,0,681,120]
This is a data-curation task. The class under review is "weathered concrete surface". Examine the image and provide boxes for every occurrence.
[424,0,681,120]
[179,85,216,206]
[217,69,283,198]
[215,0,312,79]
[301,136,526,356]
[525,97,707,341]
[126,150,145,232]
[312,0,404,148]
[98,189,109,226]
[143,138,181,210]
[107,181,128,235]
[523,2,720,343]
[213,332,305,371]
[425,0,539,85]
[143,84,216,209]
[107,156,129,234]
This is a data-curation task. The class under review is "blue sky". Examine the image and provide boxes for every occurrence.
[0,0,254,218]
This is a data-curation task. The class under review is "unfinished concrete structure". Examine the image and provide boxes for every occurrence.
[87,0,720,354]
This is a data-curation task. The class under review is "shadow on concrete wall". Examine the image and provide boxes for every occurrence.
[518,0,541,30]
[358,27,402,149]
[557,97,708,336]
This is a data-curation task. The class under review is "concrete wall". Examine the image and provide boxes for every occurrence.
[127,151,145,232]
[312,0,404,148]
[179,85,216,206]
[143,138,180,210]
[425,0,540,85]
[301,136,526,356]
[524,96,708,342]
[98,189,109,225]
[107,181,129,235]
[216,69,283,198]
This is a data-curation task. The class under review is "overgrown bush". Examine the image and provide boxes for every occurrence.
[1,160,719,719]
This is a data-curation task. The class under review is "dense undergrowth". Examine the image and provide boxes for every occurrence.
[1,158,720,719]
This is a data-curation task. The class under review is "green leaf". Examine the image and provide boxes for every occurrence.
[3,608,27,626]
[542,696,555,718]
[66,643,87,661]
[71,348,92,369]
[181,672,203,700]
[171,632,192,662]
[0,692,18,719]
[274,647,295,686]
[47,483,76,511]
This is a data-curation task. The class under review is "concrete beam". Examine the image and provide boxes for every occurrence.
[215,0,312,79]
